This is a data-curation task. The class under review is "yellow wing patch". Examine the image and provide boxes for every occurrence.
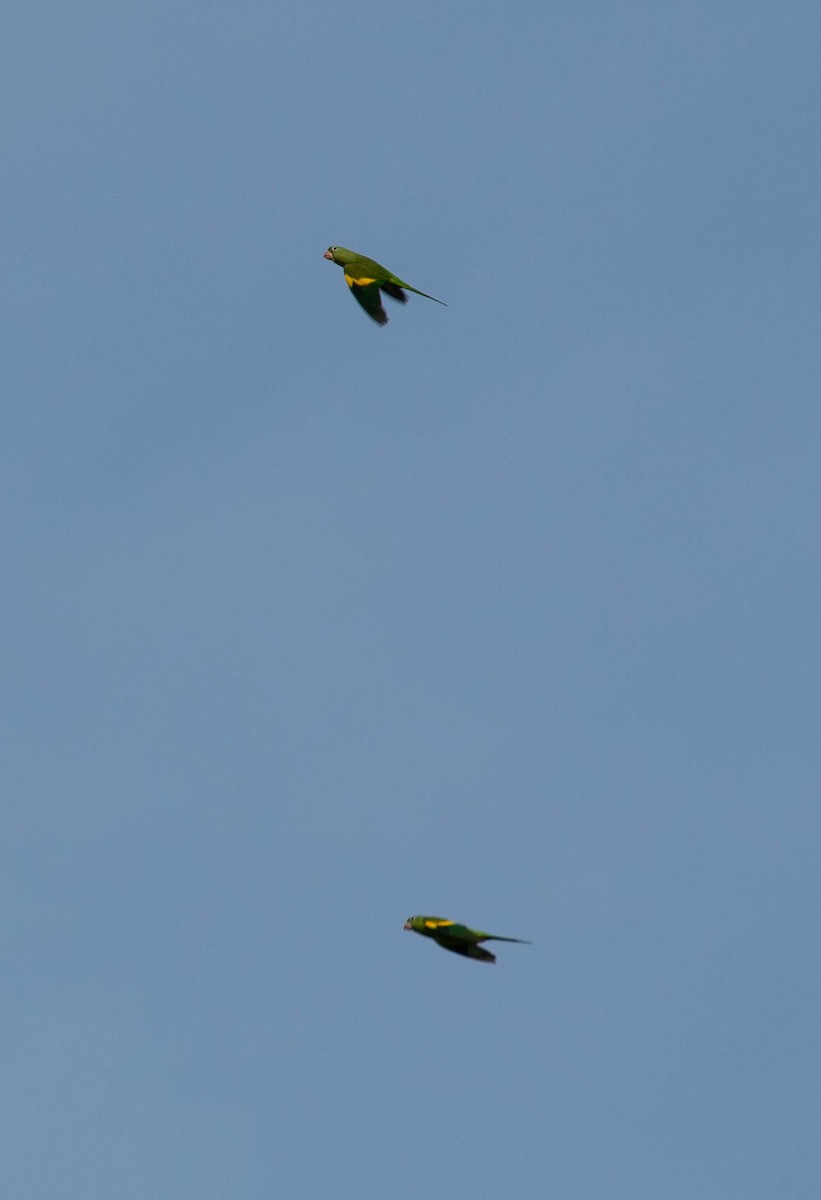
[424,918,454,930]
[345,272,377,288]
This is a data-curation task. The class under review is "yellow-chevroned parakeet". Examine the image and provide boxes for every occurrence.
[324,246,447,326]
[403,916,531,964]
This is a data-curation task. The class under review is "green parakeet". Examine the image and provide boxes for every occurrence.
[403,916,531,964]
[324,246,447,325]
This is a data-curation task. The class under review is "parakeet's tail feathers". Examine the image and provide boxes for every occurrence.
[487,935,532,944]
[382,282,408,303]
[403,284,447,306]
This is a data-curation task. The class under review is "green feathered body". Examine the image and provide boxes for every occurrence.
[324,245,446,325]
[403,915,531,964]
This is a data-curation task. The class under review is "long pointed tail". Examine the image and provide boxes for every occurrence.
[406,284,447,306]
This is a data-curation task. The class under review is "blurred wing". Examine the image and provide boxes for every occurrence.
[381,281,408,303]
[345,272,388,325]
[435,936,496,963]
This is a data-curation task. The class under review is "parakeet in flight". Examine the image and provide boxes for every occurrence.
[324,246,447,326]
[403,916,531,964]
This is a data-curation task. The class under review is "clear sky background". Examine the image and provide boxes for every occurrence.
[3,4,819,1197]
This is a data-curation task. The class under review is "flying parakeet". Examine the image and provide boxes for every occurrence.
[403,916,531,964]
[324,246,447,325]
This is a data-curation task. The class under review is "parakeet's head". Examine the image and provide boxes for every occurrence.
[404,916,430,932]
[324,245,355,265]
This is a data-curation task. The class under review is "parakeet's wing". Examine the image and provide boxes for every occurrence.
[344,271,388,325]
[431,922,483,943]
[433,934,497,963]
[381,281,408,304]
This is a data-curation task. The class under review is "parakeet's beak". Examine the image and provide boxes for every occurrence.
[323,249,333,260]
[403,920,412,930]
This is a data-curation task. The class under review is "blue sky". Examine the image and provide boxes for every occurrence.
[3,4,820,1197]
